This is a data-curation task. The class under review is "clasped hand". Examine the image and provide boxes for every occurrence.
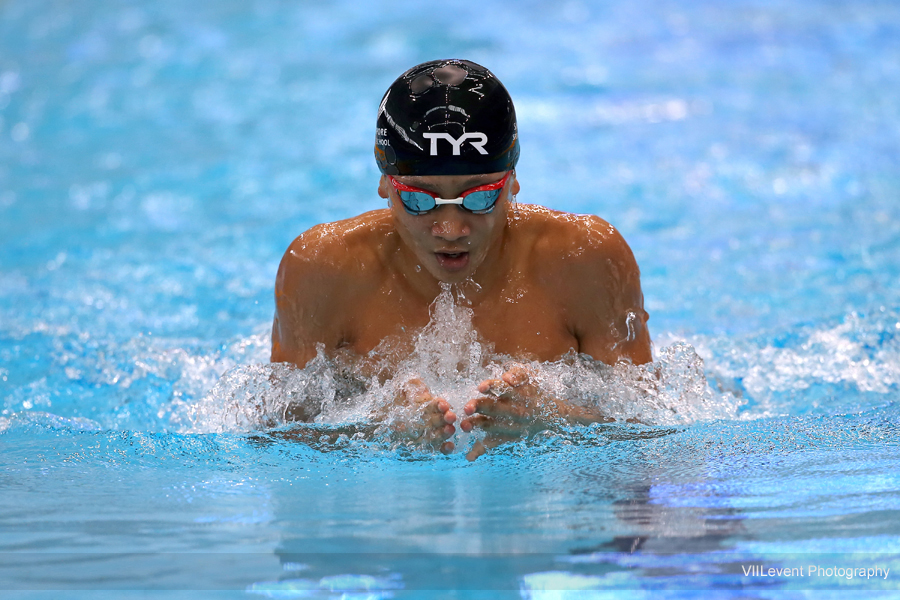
[387,364,580,460]
[460,363,548,460]
[383,377,457,454]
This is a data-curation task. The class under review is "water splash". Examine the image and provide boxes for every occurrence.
[193,286,740,443]
[691,307,900,416]
[11,300,894,441]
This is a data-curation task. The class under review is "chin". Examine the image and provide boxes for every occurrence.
[430,269,470,284]
[425,264,474,284]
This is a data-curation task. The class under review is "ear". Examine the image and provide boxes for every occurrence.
[378,175,390,199]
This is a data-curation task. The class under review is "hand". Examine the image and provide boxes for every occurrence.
[384,378,457,454]
[460,364,544,460]
[460,364,614,460]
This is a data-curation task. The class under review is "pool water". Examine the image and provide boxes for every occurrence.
[2,0,900,597]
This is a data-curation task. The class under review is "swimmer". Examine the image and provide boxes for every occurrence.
[271,59,651,459]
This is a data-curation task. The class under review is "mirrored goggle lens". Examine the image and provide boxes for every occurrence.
[398,189,502,215]
[398,191,438,214]
[460,189,501,213]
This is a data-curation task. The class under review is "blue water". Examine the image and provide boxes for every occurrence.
[2,0,900,597]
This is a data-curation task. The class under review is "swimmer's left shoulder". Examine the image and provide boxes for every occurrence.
[516,204,632,263]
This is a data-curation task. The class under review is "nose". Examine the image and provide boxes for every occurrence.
[431,206,470,241]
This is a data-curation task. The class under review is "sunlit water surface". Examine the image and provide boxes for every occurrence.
[1,0,899,597]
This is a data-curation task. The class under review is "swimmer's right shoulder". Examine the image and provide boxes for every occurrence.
[273,211,392,362]
[279,210,393,279]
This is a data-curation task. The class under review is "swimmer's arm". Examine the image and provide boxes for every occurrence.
[271,230,349,368]
[564,220,652,366]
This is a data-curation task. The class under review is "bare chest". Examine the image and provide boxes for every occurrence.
[344,278,577,363]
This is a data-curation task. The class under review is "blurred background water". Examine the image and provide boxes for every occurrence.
[1,0,899,597]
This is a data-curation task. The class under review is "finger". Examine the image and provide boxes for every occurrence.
[477,378,514,398]
[467,396,527,420]
[432,399,457,424]
[425,409,449,430]
[502,365,531,387]
[421,397,445,416]
[440,441,455,455]
[465,430,520,461]
[422,401,456,435]
[465,395,505,415]
[466,440,486,461]
[465,433,517,459]
[466,396,503,417]
[420,399,441,422]
[460,414,492,433]
[422,396,448,416]
[482,432,519,450]
[477,378,501,394]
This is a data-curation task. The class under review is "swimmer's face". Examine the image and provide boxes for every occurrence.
[379,171,519,284]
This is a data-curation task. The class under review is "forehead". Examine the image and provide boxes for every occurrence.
[394,171,507,190]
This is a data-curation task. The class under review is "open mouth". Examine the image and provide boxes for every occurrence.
[434,251,470,271]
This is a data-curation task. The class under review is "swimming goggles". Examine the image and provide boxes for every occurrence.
[388,171,511,215]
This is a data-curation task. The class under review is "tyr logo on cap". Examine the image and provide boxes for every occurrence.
[422,132,489,156]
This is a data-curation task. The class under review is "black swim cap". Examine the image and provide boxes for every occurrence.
[375,59,520,176]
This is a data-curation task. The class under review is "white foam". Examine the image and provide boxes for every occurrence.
[686,309,900,416]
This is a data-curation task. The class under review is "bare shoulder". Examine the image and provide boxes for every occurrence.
[513,204,638,275]
[512,204,650,364]
[276,209,394,293]
[278,209,395,268]
[272,209,394,364]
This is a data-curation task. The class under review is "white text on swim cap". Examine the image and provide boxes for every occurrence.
[422,132,489,156]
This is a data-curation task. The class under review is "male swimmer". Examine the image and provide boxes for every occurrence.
[271,59,651,459]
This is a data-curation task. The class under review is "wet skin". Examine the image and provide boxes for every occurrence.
[271,171,651,457]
